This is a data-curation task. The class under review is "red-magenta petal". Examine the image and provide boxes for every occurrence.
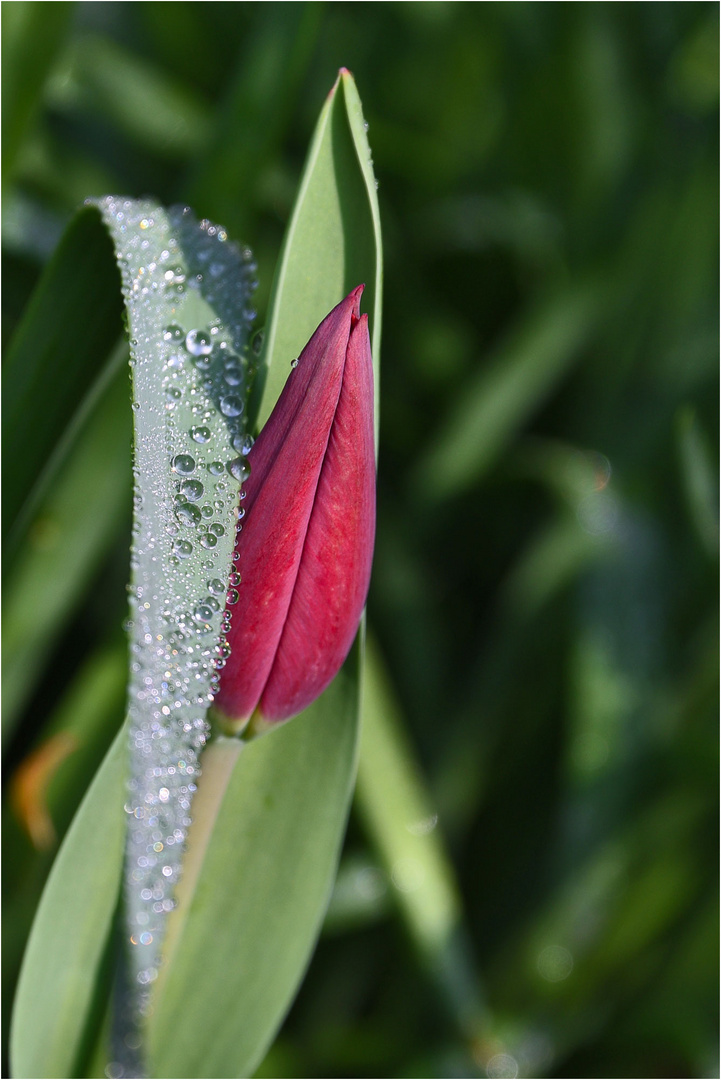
[259,312,375,721]
[214,286,374,728]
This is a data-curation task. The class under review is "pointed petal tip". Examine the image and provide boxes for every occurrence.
[347,283,365,319]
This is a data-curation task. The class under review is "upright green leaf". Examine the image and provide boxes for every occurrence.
[253,68,382,430]
[148,71,382,1078]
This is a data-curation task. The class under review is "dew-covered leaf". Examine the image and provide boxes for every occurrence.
[90,196,258,1054]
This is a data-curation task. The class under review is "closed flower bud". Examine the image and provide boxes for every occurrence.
[214,286,375,735]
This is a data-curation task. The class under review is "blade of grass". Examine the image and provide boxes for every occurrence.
[411,283,600,501]
[357,636,487,1040]
[1,1,73,179]
[2,362,132,739]
[2,205,124,555]
[185,1,323,237]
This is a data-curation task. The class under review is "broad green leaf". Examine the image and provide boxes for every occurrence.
[10,724,127,1080]
[2,206,124,555]
[148,71,382,1078]
[148,652,360,1078]
[2,362,131,738]
[253,68,382,431]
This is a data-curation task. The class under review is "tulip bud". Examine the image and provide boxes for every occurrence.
[214,286,375,735]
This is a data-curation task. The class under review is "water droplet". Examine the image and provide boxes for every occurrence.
[201,503,214,518]
[185,328,212,356]
[173,540,193,559]
[193,603,214,624]
[180,479,203,502]
[228,457,250,483]
[165,385,182,401]
[290,357,299,369]
[223,359,243,386]
[227,588,239,605]
[190,425,211,444]
[172,454,196,475]
[208,578,225,595]
[205,595,221,612]
[209,523,225,537]
[208,461,224,475]
[164,324,184,343]
[199,532,218,549]
[229,570,241,586]
[220,394,243,418]
[175,503,201,526]
[251,329,264,357]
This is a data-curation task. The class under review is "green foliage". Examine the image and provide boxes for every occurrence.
[149,671,360,1078]
[10,725,126,1079]
[3,4,717,1079]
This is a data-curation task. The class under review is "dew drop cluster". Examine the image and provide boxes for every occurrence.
[93,196,256,1072]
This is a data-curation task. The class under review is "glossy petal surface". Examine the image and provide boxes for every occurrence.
[216,286,375,728]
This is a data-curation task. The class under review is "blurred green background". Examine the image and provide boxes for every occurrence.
[2,3,718,1078]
